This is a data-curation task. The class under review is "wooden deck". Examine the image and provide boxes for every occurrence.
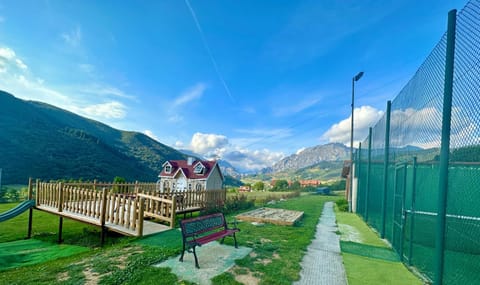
[30,180,226,238]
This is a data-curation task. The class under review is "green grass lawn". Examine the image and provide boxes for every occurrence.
[335,209,423,285]
[1,195,427,285]
[227,190,298,204]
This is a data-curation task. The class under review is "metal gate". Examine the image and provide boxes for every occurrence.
[392,163,407,260]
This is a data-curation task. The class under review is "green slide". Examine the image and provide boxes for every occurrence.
[0,200,35,222]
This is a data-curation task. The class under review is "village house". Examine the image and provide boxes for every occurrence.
[238,185,252,192]
[158,157,224,192]
[299,180,322,187]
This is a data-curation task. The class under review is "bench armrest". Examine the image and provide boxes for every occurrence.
[228,219,240,231]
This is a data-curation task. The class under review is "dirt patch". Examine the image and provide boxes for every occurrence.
[57,272,69,282]
[249,251,258,258]
[83,268,101,285]
[112,246,144,270]
[255,258,272,265]
[338,224,363,243]
[230,267,261,285]
[260,238,272,243]
[272,252,280,259]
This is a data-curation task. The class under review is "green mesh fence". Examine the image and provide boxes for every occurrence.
[355,1,480,284]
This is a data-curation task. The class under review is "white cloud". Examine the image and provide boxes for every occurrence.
[221,147,285,172]
[186,132,285,172]
[79,63,95,74]
[296,147,306,155]
[173,83,206,106]
[0,47,28,70]
[322,105,384,146]
[0,47,15,59]
[0,16,5,23]
[78,101,127,119]
[175,141,185,148]
[81,84,136,100]
[190,132,228,154]
[168,114,183,123]
[144,130,159,141]
[62,26,82,47]
[273,97,321,117]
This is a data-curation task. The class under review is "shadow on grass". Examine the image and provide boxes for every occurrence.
[340,241,400,262]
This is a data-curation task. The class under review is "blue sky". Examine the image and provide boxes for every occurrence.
[0,0,468,171]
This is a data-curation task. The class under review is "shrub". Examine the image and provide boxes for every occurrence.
[224,194,255,214]
[336,198,349,212]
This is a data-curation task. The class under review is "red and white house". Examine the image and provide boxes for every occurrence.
[158,157,224,192]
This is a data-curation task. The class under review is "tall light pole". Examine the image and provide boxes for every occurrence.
[349,71,364,212]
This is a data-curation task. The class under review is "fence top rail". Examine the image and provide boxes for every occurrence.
[137,193,174,204]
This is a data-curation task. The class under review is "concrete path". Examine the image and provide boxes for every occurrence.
[154,242,252,285]
[294,201,348,285]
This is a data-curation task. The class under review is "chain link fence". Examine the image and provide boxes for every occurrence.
[354,1,480,284]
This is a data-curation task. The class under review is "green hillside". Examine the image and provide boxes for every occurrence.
[0,91,186,184]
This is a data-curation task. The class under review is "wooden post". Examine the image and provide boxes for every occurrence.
[171,195,177,229]
[100,187,108,246]
[58,217,63,243]
[100,188,108,226]
[93,179,97,191]
[27,178,33,239]
[58,182,64,212]
[135,180,139,194]
[137,197,145,237]
[132,196,139,230]
[35,179,40,206]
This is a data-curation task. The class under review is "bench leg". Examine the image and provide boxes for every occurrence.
[179,243,185,262]
[220,237,225,244]
[192,246,200,269]
[233,233,238,248]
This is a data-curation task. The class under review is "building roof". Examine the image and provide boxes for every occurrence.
[159,159,222,180]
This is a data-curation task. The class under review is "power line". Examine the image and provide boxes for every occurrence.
[184,0,235,102]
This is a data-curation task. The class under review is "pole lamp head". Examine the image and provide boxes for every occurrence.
[354,71,364,82]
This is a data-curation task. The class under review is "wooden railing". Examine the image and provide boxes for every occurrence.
[33,180,227,235]
[35,180,144,235]
[137,193,175,228]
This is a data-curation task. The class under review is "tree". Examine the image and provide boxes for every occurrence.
[290,180,301,190]
[252,181,265,191]
[272,179,289,191]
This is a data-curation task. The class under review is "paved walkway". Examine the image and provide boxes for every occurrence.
[294,201,348,285]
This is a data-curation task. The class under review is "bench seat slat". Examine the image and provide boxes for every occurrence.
[189,229,239,245]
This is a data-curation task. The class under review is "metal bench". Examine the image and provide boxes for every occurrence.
[179,212,240,268]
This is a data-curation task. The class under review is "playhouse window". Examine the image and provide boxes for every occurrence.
[194,164,204,174]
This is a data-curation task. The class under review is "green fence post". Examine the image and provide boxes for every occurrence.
[365,127,372,221]
[408,156,417,266]
[381,100,391,239]
[356,143,362,214]
[435,9,457,285]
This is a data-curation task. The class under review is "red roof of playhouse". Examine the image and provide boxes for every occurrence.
[159,159,220,179]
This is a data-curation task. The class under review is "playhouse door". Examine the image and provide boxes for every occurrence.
[176,177,187,192]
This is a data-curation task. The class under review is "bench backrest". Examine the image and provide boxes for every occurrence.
[180,213,226,238]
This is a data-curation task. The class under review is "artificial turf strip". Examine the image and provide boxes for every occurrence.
[340,241,400,262]
[134,228,183,250]
[342,252,423,285]
[0,239,89,271]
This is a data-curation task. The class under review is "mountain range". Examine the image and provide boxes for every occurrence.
[1,91,352,185]
[261,143,350,174]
